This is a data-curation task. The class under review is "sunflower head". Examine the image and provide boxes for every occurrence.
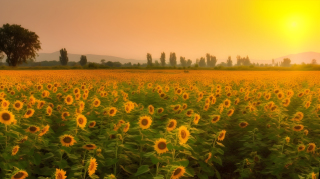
[64,95,74,105]
[0,110,15,125]
[139,115,152,130]
[60,134,76,147]
[178,126,190,144]
[108,107,117,117]
[307,143,316,153]
[123,122,130,133]
[13,100,23,111]
[27,126,40,134]
[167,119,177,132]
[39,125,50,136]
[218,130,226,141]
[55,168,67,179]
[239,122,248,128]
[148,105,154,115]
[227,109,234,117]
[285,136,290,143]
[76,114,87,129]
[154,138,169,155]
[293,125,304,131]
[93,98,101,107]
[298,144,305,152]
[88,157,98,176]
[11,170,28,179]
[83,144,97,150]
[12,145,20,156]
[211,115,220,123]
[89,121,96,128]
[171,166,185,179]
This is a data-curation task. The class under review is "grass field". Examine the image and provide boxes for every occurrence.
[0,70,319,179]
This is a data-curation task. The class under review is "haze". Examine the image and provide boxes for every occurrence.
[1,0,320,62]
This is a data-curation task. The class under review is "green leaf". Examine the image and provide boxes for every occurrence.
[197,173,209,179]
[58,159,68,169]
[150,155,159,165]
[216,142,225,147]
[167,143,174,150]
[153,175,164,179]
[134,165,150,176]
[144,151,155,157]
[181,144,193,151]
[42,152,54,160]
[215,169,221,179]
[32,152,42,165]
[212,156,222,166]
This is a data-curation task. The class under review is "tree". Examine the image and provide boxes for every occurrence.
[186,59,192,67]
[206,53,211,67]
[311,59,317,65]
[236,55,250,66]
[154,60,160,67]
[281,58,291,67]
[180,56,187,67]
[59,48,68,65]
[80,55,87,66]
[169,52,177,66]
[0,23,41,67]
[0,52,4,63]
[227,56,232,67]
[199,57,206,67]
[106,61,114,67]
[210,55,217,67]
[147,53,152,66]
[101,59,106,64]
[160,52,166,67]
[272,59,275,66]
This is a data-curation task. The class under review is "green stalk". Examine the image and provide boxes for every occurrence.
[114,138,118,175]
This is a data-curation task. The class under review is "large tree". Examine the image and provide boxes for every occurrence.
[147,53,152,66]
[80,55,87,66]
[169,52,177,66]
[180,56,187,67]
[227,56,233,67]
[160,52,166,67]
[281,58,291,67]
[59,48,68,65]
[0,23,41,67]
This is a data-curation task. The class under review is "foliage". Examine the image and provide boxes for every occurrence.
[147,53,152,67]
[59,48,69,66]
[0,23,41,67]
[160,52,166,67]
[80,55,87,66]
[169,52,177,67]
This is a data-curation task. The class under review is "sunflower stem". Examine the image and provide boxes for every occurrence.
[5,124,7,148]
[156,161,159,176]
[114,137,118,175]
[212,136,217,148]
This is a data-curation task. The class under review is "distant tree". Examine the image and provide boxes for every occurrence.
[154,60,160,67]
[123,62,132,67]
[186,59,192,67]
[113,62,122,67]
[180,56,187,67]
[227,56,232,67]
[199,57,206,67]
[59,48,68,65]
[138,63,140,67]
[101,59,106,64]
[281,58,291,67]
[106,61,114,67]
[80,55,87,66]
[272,59,275,66]
[236,55,250,66]
[160,52,166,66]
[147,53,153,66]
[311,59,317,65]
[206,53,211,67]
[210,55,217,67]
[0,24,41,67]
[0,52,4,63]
[169,52,177,66]
[196,58,199,65]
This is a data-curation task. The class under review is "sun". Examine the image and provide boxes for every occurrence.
[291,21,297,28]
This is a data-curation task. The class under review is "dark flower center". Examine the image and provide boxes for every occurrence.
[294,126,301,130]
[15,103,20,108]
[86,144,94,148]
[78,118,84,124]
[174,168,182,176]
[213,116,219,121]
[141,119,148,126]
[2,113,10,121]
[181,130,187,138]
[63,137,72,143]
[240,122,247,127]
[308,145,314,151]
[13,172,24,178]
[158,142,166,150]
[30,126,37,131]
[26,110,32,115]
[168,122,174,128]
[219,132,224,138]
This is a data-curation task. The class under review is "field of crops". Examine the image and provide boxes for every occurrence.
[0,70,320,179]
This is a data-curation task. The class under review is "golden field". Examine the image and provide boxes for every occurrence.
[0,70,320,179]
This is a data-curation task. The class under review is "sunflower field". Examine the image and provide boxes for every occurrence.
[0,70,320,179]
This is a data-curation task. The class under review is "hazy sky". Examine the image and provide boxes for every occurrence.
[1,0,320,62]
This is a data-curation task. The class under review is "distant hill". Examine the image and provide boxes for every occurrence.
[34,51,146,64]
[273,51,320,64]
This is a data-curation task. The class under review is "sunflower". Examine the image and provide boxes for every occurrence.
[307,143,316,153]
[26,126,40,134]
[148,105,154,115]
[178,126,190,144]
[12,145,19,156]
[79,101,85,110]
[55,168,67,179]
[227,109,234,117]
[277,91,284,99]
[264,93,271,100]
[60,134,76,147]
[39,125,50,136]
[218,130,226,141]
[123,122,130,133]
[76,114,87,129]
[171,166,185,179]
[154,138,169,155]
[83,144,97,150]
[239,122,248,128]
[89,121,96,128]
[193,113,200,124]
[311,172,317,179]
[139,115,152,129]
[0,110,15,125]
[157,107,164,114]
[167,119,177,132]
[293,125,304,131]
[18,136,28,143]
[223,99,231,108]
[298,144,305,152]
[73,88,80,95]
[282,98,290,107]
[61,112,70,121]
[109,107,117,117]
[11,170,28,179]
[182,93,189,100]
[205,152,212,163]
[93,98,100,107]
[298,92,304,97]
[172,105,181,111]
[1,99,10,109]
[182,103,187,110]
[305,101,311,109]
[211,115,220,123]
[37,100,45,109]
[64,95,73,105]
[88,157,98,176]
[186,109,193,117]
[285,136,290,143]
[13,100,23,111]
[46,106,52,116]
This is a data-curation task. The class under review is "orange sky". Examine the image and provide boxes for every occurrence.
[1,0,320,62]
